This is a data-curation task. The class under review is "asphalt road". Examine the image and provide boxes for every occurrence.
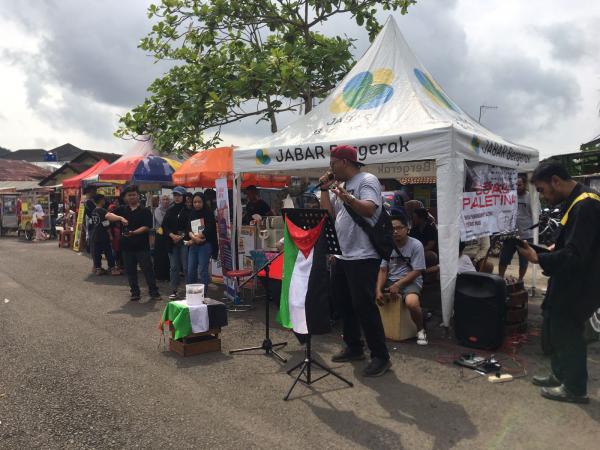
[0,238,598,449]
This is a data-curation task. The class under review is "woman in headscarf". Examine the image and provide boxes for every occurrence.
[153,194,171,281]
[32,204,47,241]
[186,192,218,292]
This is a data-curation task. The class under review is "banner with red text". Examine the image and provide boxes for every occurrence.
[460,163,517,241]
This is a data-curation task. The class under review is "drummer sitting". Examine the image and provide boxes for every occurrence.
[375,214,428,345]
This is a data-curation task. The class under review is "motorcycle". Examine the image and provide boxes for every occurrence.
[538,207,561,246]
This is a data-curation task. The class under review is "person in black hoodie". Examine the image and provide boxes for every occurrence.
[162,186,191,299]
[519,162,600,404]
[187,192,218,292]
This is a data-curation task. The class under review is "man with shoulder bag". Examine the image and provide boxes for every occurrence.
[319,145,392,377]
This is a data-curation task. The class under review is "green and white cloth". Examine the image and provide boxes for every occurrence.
[161,300,209,340]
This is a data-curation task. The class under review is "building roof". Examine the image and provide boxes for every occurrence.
[0,159,51,181]
[0,180,44,192]
[1,143,121,163]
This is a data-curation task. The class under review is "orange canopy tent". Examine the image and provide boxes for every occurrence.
[172,146,289,188]
[62,159,111,188]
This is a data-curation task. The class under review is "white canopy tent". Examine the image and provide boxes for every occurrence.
[233,17,539,326]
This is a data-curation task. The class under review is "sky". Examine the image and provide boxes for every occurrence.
[0,0,598,159]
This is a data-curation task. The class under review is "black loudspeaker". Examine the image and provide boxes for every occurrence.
[454,272,506,350]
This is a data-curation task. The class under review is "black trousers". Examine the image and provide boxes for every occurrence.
[333,258,389,360]
[547,309,588,395]
[122,250,159,297]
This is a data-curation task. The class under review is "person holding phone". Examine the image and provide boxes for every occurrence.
[106,185,160,302]
[518,162,600,404]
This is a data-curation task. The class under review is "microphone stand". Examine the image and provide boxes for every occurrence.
[229,251,288,363]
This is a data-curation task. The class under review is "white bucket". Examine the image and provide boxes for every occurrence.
[186,284,205,305]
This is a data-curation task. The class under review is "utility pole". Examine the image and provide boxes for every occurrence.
[478,105,498,123]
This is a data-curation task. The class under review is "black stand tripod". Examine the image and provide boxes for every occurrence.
[229,252,287,363]
[284,335,353,401]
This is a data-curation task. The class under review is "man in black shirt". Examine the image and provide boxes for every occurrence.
[107,185,160,301]
[410,208,438,254]
[519,162,600,404]
[84,187,97,253]
[242,185,273,225]
[90,194,117,275]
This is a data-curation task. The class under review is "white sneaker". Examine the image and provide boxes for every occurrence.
[417,329,428,345]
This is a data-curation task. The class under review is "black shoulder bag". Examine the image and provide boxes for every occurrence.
[343,203,396,261]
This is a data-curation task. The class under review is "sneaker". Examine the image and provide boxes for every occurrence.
[110,267,121,276]
[130,294,141,302]
[168,291,178,300]
[363,357,392,377]
[150,293,162,301]
[95,268,105,276]
[331,347,366,363]
[417,329,428,345]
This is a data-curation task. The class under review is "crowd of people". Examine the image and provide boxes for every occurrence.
[83,185,218,302]
[320,147,599,403]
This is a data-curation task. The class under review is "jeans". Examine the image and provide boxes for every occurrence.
[122,250,159,297]
[187,243,212,291]
[169,244,188,292]
[93,240,115,269]
[332,258,389,360]
[548,310,588,395]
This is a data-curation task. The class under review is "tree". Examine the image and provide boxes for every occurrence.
[116,0,416,153]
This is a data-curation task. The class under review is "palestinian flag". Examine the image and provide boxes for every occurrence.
[277,215,331,336]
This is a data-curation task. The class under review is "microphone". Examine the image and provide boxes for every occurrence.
[314,173,334,191]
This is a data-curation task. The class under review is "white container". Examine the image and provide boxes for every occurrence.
[186,284,205,305]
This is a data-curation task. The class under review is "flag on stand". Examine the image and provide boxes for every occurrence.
[277,215,331,336]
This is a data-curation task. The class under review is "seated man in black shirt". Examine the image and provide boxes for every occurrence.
[410,208,438,255]
[242,185,273,225]
[106,185,160,301]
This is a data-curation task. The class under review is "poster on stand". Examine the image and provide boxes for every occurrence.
[238,226,257,270]
[215,178,235,299]
[72,200,86,252]
[460,163,518,241]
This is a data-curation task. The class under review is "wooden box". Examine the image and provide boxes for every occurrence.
[377,293,418,341]
[168,328,222,357]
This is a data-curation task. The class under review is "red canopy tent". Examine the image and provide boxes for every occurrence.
[62,159,110,188]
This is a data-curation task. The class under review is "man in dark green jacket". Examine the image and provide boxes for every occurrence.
[519,162,600,404]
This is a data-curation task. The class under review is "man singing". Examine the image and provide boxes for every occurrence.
[518,162,600,403]
[319,145,391,377]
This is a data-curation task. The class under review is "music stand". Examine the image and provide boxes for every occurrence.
[228,251,288,363]
[280,208,353,401]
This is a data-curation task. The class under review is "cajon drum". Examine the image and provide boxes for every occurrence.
[377,293,418,341]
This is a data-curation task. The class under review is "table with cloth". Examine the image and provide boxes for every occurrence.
[161,298,228,340]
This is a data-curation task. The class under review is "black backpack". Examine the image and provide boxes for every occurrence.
[344,204,396,261]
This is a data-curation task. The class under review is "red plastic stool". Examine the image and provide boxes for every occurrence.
[224,269,254,311]
[59,230,73,248]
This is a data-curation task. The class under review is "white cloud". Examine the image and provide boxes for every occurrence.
[0,0,598,158]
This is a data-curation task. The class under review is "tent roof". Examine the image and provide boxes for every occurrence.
[172,147,289,188]
[62,160,110,188]
[235,17,539,173]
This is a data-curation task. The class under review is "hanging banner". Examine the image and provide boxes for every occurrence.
[72,200,86,252]
[460,163,518,241]
[215,178,235,299]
